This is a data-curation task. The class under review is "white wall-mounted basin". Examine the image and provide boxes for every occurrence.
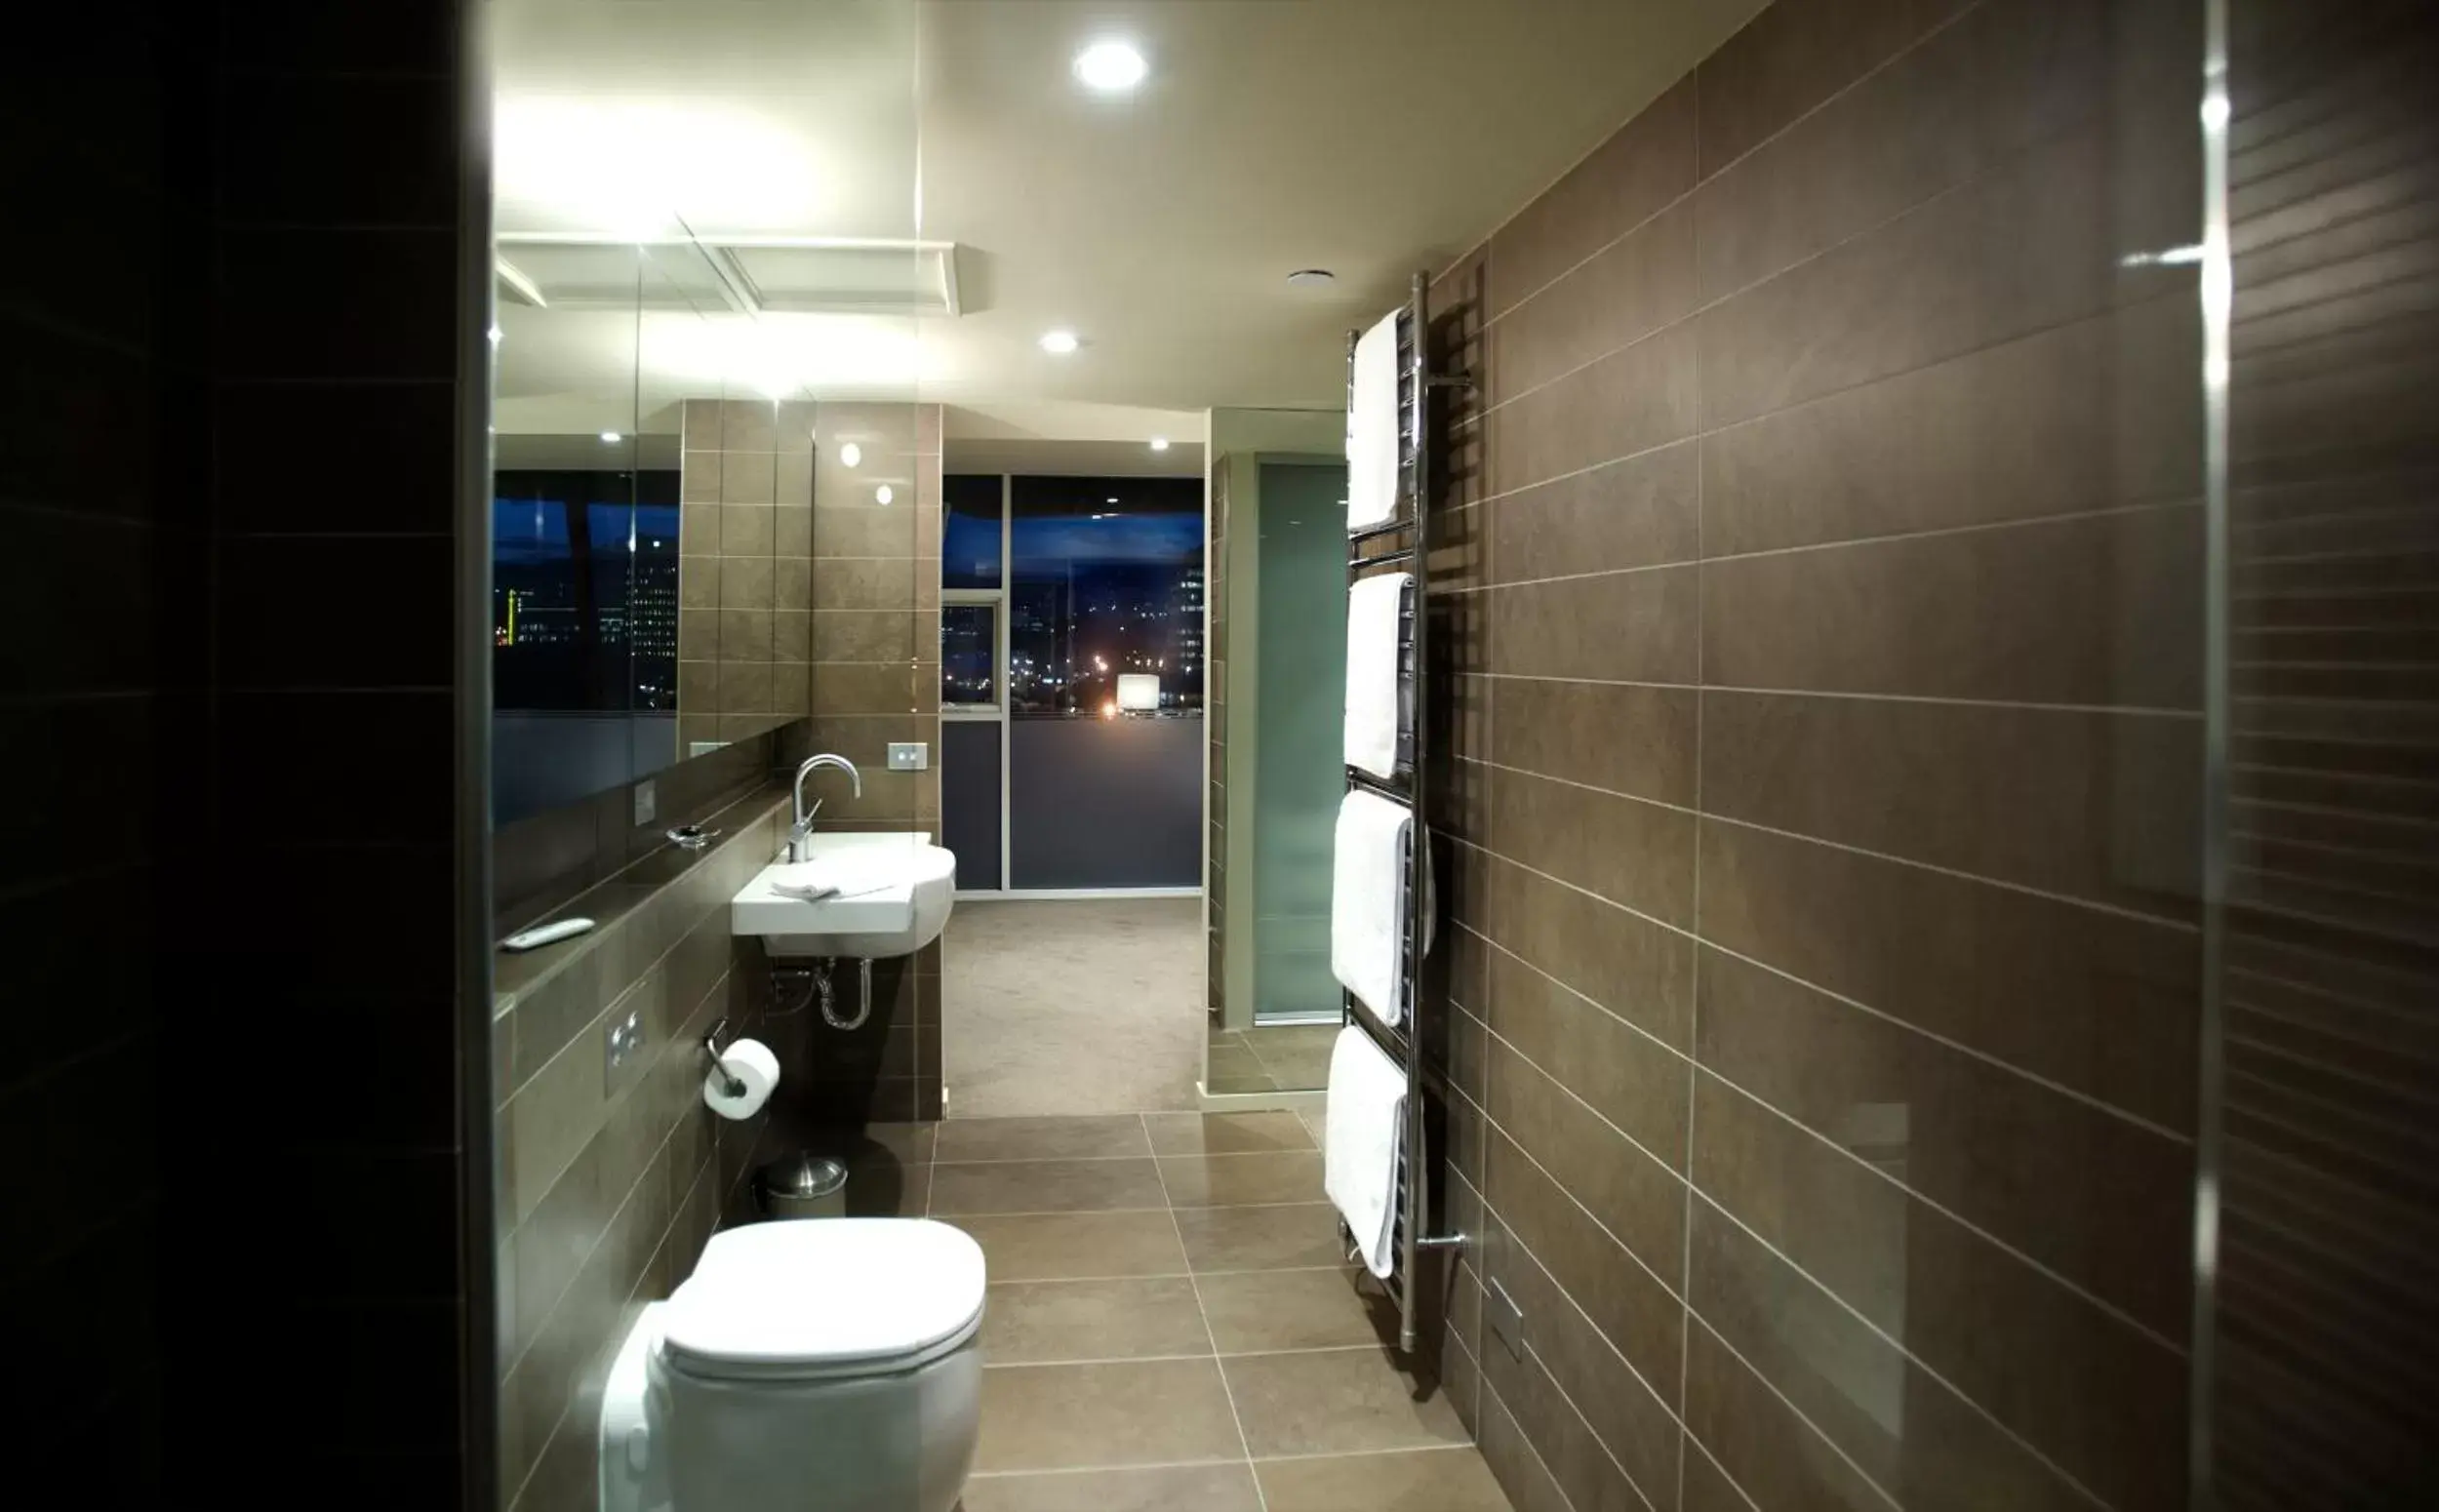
[731,831,956,960]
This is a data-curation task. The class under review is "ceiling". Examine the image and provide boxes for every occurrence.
[489,0,1762,438]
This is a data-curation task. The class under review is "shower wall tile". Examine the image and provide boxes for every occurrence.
[1428,4,2205,1509]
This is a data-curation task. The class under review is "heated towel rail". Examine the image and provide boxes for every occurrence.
[1340,270,1470,1354]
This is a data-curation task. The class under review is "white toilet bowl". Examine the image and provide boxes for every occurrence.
[600,1217,987,1512]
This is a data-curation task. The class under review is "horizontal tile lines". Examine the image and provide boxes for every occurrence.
[1487,1095,1687,1311]
[1482,0,1988,333]
[1688,1188,2117,1512]
[497,919,732,1108]
[1483,1016,1685,1176]
[1699,497,2204,568]
[506,1151,714,1511]
[1441,557,1695,594]
[1699,935,2193,1144]
[1449,834,1694,943]
[1471,673,2205,721]
[1502,1197,1688,1422]
[498,1073,706,1384]
[219,529,457,541]
[2226,1027,2439,1110]
[2228,891,2439,949]
[1698,1065,2190,1355]
[1522,1333,1665,1512]
[1681,1430,1763,1512]
[1684,1310,1906,1512]
[1463,755,1699,820]
[1465,792,2206,935]
[2225,1062,2439,1164]
[0,498,161,528]
[1463,922,1687,1064]
[2225,965,2437,1023]
[2235,858,2436,913]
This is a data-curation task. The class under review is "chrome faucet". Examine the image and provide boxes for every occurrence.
[785,754,861,862]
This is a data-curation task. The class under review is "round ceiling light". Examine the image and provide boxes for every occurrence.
[839,442,862,468]
[1039,329,1081,355]
[599,430,622,444]
[1287,268,1338,288]
[1073,40,1148,95]
[875,484,896,505]
[1149,436,1171,452]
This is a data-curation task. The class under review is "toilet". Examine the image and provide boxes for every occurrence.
[600,1217,987,1512]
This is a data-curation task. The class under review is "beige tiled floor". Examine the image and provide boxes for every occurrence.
[1207,1022,1343,1094]
[837,1111,1512,1512]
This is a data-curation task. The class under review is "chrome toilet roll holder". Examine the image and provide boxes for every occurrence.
[700,1017,747,1098]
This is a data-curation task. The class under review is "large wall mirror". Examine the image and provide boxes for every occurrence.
[487,0,930,829]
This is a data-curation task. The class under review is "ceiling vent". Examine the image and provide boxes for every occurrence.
[495,236,963,318]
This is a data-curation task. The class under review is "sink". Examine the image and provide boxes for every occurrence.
[731,831,956,960]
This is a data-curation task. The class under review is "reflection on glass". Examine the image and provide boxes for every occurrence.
[941,604,996,706]
[1251,460,1347,1026]
[492,470,678,712]
[943,473,1003,589]
[1009,475,1205,716]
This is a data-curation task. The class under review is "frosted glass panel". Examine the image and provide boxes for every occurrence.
[1251,460,1348,1024]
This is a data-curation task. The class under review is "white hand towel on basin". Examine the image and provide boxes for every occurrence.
[1346,310,1402,532]
[1344,571,1410,779]
[1332,790,1415,1026]
[767,861,893,903]
[1325,1024,1407,1280]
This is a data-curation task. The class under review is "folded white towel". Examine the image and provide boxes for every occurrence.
[1325,1025,1407,1279]
[1344,572,1410,779]
[1332,790,1414,1026]
[767,861,894,903]
[1346,311,1401,533]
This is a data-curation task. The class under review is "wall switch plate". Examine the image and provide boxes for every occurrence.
[886,741,930,772]
[606,1009,645,1076]
[632,777,658,826]
[1487,1278,1526,1362]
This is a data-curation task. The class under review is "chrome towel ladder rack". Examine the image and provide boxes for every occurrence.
[1341,269,1471,1354]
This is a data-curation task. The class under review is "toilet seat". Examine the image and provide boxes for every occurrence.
[658,1218,986,1384]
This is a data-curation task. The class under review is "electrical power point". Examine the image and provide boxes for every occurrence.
[633,777,658,826]
[606,1009,645,1077]
[887,741,930,772]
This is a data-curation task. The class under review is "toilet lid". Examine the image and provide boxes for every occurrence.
[660,1218,986,1380]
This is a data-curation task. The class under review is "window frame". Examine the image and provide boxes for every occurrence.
[940,474,1012,723]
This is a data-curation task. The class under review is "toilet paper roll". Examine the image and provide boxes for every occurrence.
[702,1037,780,1121]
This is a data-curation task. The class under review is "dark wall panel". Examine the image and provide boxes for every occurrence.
[941,719,1004,890]
[1010,717,1203,889]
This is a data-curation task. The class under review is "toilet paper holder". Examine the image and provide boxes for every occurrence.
[700,1018,747,1098]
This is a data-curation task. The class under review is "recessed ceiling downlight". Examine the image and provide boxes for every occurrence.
[599,430,623,444]
[875,485,895,505]
[1073,40,1148,95]
[1039,329,1081,355]
[839,442,862,468]
[1287,268,1338,288]
[1149,437,1171,452]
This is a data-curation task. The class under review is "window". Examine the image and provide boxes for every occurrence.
[1008,475,1205,716]
[941,604,997,706]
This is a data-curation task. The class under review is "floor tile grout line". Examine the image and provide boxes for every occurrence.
[980,1341,1423,1370]
[1149,1113,1270,1512]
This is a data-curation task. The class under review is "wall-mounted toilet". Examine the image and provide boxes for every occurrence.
[600,1217,986,1512]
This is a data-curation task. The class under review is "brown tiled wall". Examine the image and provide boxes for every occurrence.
[5,1,483,1505]
[796,399,944,1121]
[1420,3,2209,1509]
[2212,0,2439,1503]
[492,794,789,1510]
[676,398,816,750]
